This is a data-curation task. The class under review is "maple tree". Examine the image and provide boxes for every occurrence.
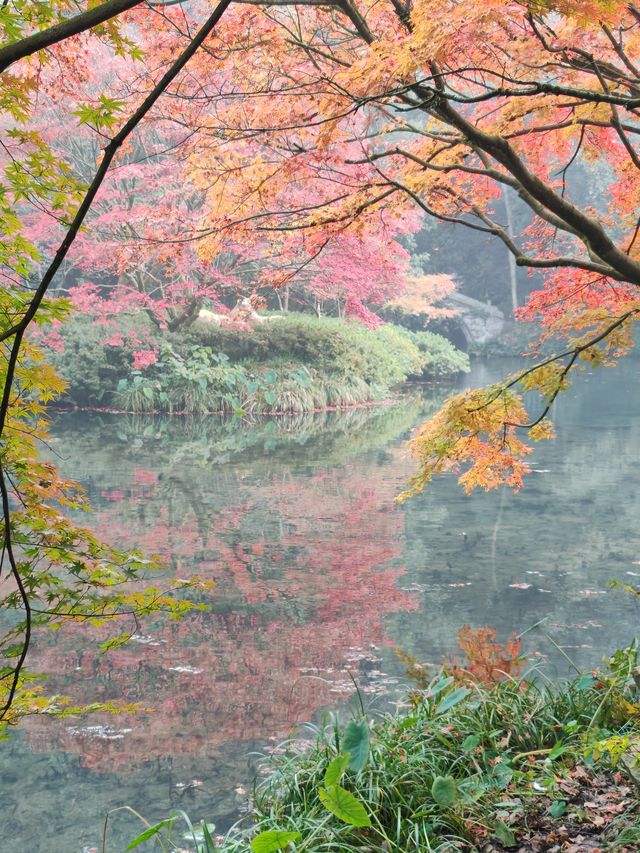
[38,0,633,485]
[11,9,437,333]
[3,0,640,720]
[168,0,640,494]
[191,2,640,491]
[387,273,458,322]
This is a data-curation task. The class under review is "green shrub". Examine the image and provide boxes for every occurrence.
[47,312,468,412]
[402,328,471,377]
[45,315,138,406]
[367,323,469,378]
[185,313,409,386]
[185,313,353,370]
[373,323,427,377]
[186,313,468,385]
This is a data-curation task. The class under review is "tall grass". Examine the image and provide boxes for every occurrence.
[124,653,640,852]
[116,369,380,415]
[209,659,639,853]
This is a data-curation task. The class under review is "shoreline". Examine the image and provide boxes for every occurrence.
[46,395,403,417]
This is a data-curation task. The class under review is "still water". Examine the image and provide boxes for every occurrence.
[1,359,639,852]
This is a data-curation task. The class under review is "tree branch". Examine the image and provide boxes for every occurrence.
[0,0,147,74]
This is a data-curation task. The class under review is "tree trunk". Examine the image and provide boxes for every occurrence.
[502,187,519,316]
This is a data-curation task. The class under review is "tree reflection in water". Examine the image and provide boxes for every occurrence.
[24,395,441,770]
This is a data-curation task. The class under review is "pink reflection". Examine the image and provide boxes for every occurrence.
[25,463,417,770]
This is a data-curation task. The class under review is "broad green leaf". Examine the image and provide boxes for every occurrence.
[548,742,568,760]
[251,829,301,852]
[318,784,371,827]
[126,818,174,850]
[342,719,369,772]
[576,675,598,691]
[493,819,516,848]
[462,734,481,751]
[460,776,490,802]
[550,800,566,818]
[490,761,513,790]
[324,753,350,787]
[431,775,458,807]
[430,676,454,697]
[435,687,469,715]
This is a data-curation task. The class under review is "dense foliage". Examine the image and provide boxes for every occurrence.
[4,0,640,502]
[127,643,640,852]
[47,314,469,413]
[2,0,640,727]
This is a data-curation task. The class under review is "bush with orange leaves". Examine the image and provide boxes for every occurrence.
[445,625,524,686]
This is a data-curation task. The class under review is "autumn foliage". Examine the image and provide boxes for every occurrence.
[4,0,640,492]
[446,625,524,686]
[3,0,640,720]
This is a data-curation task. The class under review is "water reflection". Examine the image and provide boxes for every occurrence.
[393,361,640,671]
[1,363,639,852]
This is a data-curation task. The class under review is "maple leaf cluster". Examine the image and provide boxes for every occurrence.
[445,625,524,685]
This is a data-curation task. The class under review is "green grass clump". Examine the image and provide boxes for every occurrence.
[210,656,640,853]
[114,358,380,416]
[122,646,640,852]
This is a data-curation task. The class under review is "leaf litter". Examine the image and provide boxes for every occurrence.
[483,765,640,852]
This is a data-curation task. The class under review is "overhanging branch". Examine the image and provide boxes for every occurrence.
[0,0,147,74]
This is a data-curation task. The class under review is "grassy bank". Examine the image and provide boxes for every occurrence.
[47,313,469,414]
[126,642,640,852]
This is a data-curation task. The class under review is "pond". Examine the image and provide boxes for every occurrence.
[1,359,639,852]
